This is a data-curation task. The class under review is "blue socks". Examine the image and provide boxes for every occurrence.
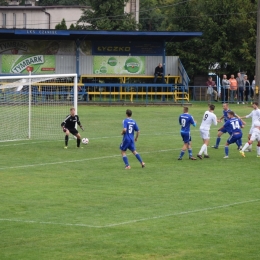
[135,153,142,163]
[122,156,129,166]
[179,150,185,158]
[188,149,192,157]
[225,146,229,156]
[216,137,221,147]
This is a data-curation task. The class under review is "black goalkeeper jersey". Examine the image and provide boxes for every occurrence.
[61,115,81,129]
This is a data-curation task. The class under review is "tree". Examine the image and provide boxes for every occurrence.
[77,0,140,30]
[0,0,8,5]
[138,0,166,31]
[38,0,90,6]
[55,18,67,30]
[165,0,257,81]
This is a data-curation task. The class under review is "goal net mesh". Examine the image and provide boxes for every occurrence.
[0,74,77,141]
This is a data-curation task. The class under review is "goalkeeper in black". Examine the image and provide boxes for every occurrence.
[61,107,84,149]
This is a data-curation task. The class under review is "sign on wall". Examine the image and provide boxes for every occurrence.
[93,56,146,75]
[92,41,163,56]
[2,55,56,74]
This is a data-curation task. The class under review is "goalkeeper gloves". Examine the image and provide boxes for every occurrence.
[62,127,67,132]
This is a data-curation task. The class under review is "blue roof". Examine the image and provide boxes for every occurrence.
[0,29,202,42]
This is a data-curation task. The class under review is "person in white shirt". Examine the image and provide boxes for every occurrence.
[197,104,218,159]
[240,102,260,152]
[240,116,260,157]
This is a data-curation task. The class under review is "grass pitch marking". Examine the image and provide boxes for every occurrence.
[0,199,259,228]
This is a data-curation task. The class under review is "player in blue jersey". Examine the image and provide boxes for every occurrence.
[178,107,197,160]
[120,109,145,170]
[212,103,242,150]
[221,111,245,158]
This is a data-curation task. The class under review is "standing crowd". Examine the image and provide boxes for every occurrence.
[206,73,257,104]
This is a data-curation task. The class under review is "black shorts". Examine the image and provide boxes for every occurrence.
[67,128,78,136]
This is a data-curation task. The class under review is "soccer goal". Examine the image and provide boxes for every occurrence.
[0,73,78,142]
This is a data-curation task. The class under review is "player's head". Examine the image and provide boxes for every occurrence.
[222,103,229,110]
[183,107,189,113]
[209,104,215,111]
[253,102,259,109]
[227,111,235,118]
[126,109,132,117]
[70,107,75,116]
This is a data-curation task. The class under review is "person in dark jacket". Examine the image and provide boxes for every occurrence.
[154,63,165,83]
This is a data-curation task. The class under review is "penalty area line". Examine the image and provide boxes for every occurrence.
[0,199,259,229]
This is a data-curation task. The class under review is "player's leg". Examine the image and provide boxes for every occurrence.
[64,129,70,148]
[178,142,188,160]
[132,150,145,168]
[188,138,197,160]
[257,140,260,157]
[212,131,224,148]
[246,133,253,151]
[197,130,209,159]
[225,133,241,158]
[120,142,130,169]
[75,133,81,148]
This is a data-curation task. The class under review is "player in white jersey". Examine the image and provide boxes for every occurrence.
[240,102,260,152]
[240,117,260,157]
[197,104,218,159]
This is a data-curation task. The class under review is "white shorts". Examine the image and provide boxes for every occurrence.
[250,130,260,142]
[249,126,254,135]
[200,129,210,139]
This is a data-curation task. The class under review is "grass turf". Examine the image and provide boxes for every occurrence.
[0,103,260,260]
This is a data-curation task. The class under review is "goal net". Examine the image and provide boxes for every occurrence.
[0,74,78,142]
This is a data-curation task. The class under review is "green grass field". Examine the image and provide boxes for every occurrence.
[1,104,260,260]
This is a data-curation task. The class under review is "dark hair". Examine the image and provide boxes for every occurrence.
[183,107,189,112]
[253,102,259,106]
[209,104,215,110]
[126,109,132,117]
[227,110,235,117]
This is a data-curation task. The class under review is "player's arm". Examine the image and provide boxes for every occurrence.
[191,117,196,127]
[121,128,127,135]
[240,112,252,119]
[135,130,140,142]
[76,116,84,130]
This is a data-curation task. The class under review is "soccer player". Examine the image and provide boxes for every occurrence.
[197,104,218,159]
[61,107,84,149]
[212,103,242,150]
[178,106,197,160]
[240,117,260,157]
[120,109,145,170]
[221,111,245,158]
[239,102,260,152]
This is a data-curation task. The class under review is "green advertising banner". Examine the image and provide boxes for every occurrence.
[2,55,56,74]
[93,56,146,75]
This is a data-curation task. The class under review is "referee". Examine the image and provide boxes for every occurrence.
[61,107,84,149]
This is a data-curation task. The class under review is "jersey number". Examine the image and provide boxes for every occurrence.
[181,119,186,127]
[204,113,209,121]
[129,125,133,133]
[231,121,240,129]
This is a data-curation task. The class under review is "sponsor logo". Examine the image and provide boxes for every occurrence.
[0,41,28,54]
[11,55,44,73]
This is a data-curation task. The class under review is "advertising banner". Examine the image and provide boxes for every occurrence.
[93,56,146,75]
[2,55,56,74]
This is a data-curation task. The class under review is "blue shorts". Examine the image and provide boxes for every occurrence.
[120,140,136,152]
[181,132,191,144]
[220,128,227,134]
[227,133,242,145]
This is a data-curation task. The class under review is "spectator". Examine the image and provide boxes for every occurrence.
[221,74,230,103]
[236,72,244,104]
[206,76,218,102]
[154,63,165,84]
[229,74,237,103]
[243,75,251,104]
[252,75,256,100]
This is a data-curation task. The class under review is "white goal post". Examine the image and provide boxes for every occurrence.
[0,73,78,142]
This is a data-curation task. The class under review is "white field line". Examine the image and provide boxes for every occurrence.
[0,199,259,228]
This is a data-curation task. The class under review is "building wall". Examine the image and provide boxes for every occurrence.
[0,6,86,29]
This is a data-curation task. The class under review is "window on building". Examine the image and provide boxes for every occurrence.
[13,13,16,28]
[2,13,6,28]
[23,13,26,29]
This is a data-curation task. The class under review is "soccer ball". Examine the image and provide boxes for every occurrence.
[82,138,89,144]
